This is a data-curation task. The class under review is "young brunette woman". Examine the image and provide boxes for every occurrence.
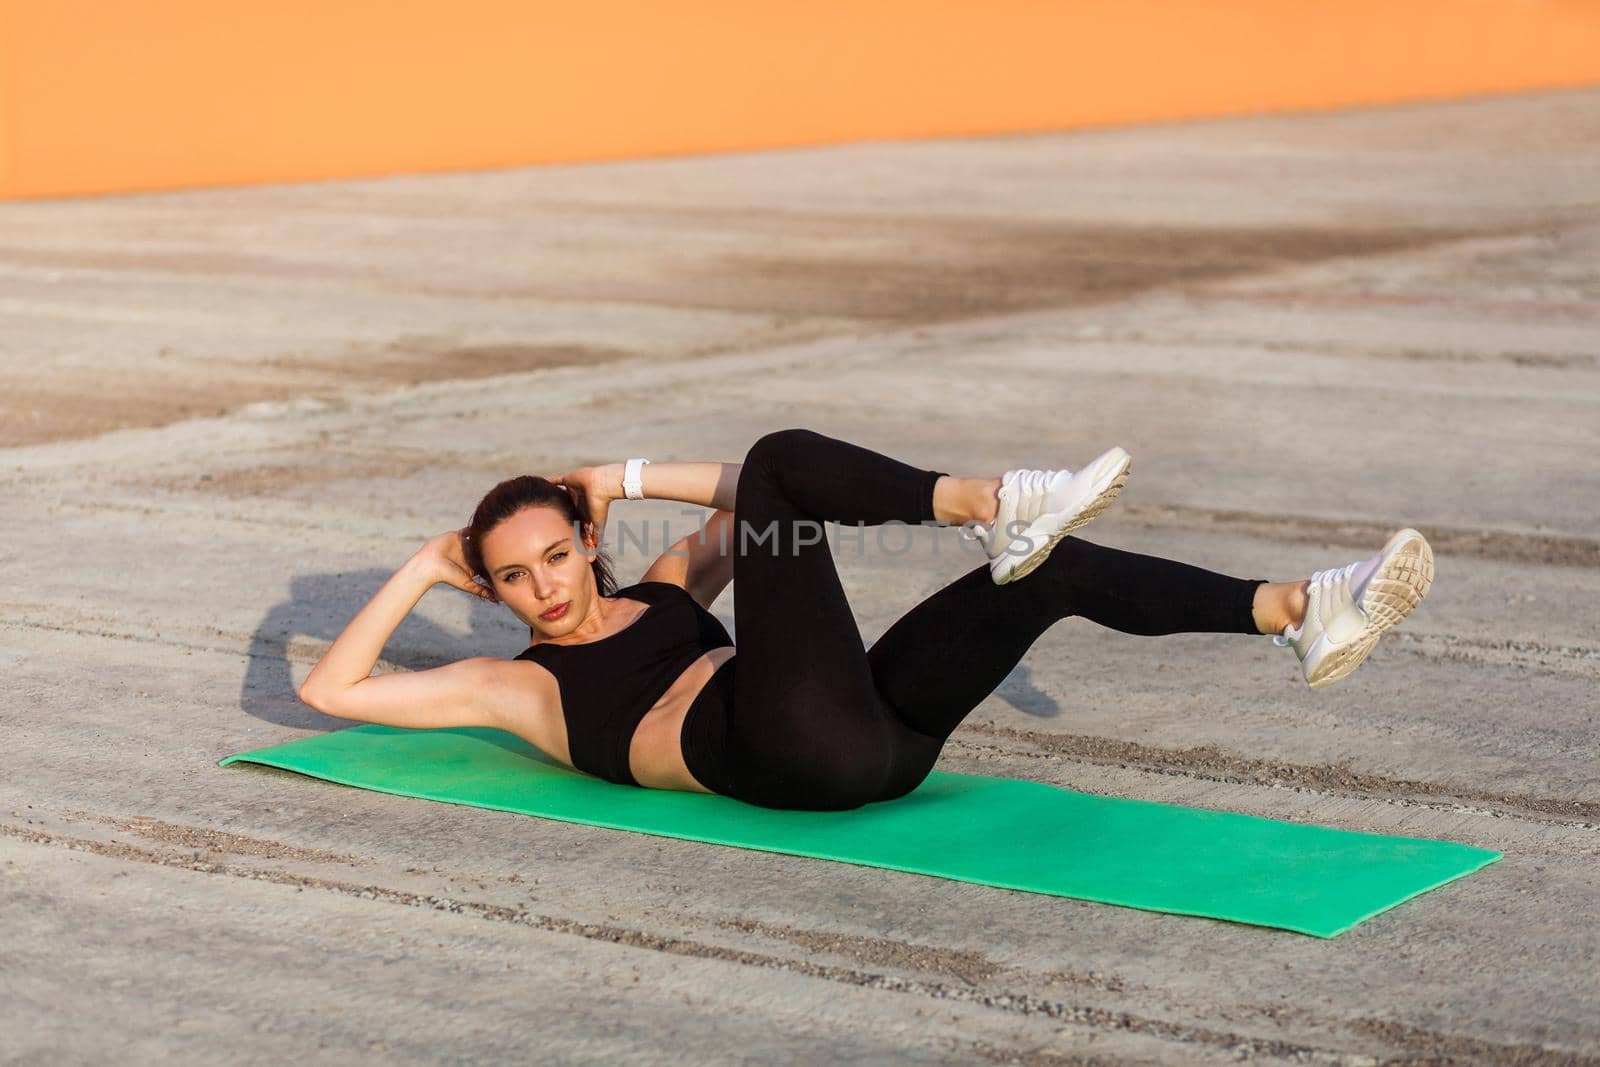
[298,428,1432,811]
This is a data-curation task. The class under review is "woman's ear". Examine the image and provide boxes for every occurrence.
[580,520,600,552]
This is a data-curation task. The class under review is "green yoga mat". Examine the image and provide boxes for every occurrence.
[219,725,1499,937]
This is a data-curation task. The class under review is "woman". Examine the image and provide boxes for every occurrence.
[297,428,1433,811]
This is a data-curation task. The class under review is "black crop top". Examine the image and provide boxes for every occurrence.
[513,581,734,786]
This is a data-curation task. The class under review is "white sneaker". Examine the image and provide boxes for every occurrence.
[1275,527,1434,688]
[962,446,1133,585]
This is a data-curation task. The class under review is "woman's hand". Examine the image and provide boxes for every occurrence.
[547,463,624,549]
[413,527,498,603]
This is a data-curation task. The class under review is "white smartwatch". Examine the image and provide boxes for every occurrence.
[622,457,651,500]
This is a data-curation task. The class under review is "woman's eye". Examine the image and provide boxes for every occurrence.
[550,552,567,562]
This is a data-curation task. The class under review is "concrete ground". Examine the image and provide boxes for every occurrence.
[3,86,1597,1064]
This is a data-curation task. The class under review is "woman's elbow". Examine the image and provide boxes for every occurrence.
[297,681,348,718]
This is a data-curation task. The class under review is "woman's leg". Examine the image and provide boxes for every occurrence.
[715,428,950,810]
[866,536,1269,799]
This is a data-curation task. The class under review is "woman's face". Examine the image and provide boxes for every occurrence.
[478,505,597,634]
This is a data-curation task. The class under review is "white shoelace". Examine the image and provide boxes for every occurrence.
[1012,469,1053,500]
[959,469,1061,542]
[1273,560,1362,646]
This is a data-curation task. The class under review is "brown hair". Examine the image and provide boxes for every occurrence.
[463,476,618,597]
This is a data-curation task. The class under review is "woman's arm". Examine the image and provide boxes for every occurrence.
[559,461,739,511]
[298,555,441,704]
[551,461,741,540]
[640,508,737,609]
[297,530,495,716]
[636,461,741,511]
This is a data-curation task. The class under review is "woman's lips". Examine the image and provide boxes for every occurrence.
[540,602,570,621]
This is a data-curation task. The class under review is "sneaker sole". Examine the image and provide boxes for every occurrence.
[993,450,1132,585]
[1305,527,1434,689]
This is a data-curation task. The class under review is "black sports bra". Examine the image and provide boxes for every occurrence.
[513,581,734,786]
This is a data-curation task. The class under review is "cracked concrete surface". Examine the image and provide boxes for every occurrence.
[3,87,1598,1063]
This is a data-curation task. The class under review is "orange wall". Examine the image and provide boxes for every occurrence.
[3,0,1599,201]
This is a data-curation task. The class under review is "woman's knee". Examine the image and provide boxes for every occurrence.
[737,428,826,527]
[743,427,822,474]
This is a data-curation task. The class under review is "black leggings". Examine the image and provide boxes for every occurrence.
[678,428,1268,811]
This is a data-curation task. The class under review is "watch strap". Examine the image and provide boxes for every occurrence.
[622,457,651,500]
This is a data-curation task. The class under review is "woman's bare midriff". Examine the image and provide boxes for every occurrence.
[627,645,736,793]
